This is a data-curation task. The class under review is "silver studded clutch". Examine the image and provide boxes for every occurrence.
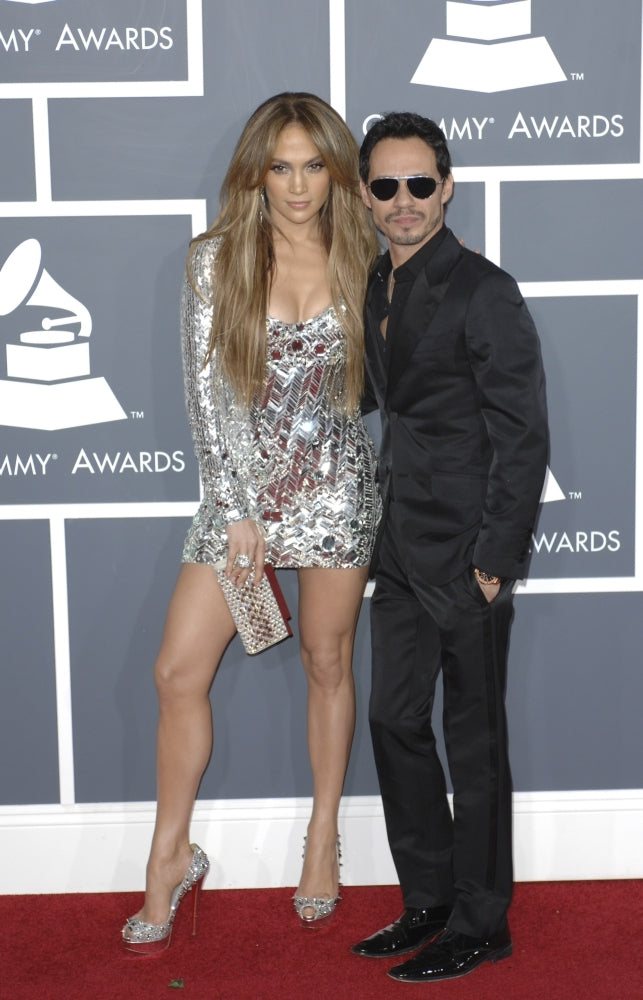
[214,562,293,655]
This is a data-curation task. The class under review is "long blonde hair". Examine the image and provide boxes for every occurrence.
[190,92,378,411]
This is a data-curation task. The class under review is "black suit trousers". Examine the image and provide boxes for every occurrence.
[369,504,515,938]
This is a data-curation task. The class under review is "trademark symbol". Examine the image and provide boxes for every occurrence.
[568,491,582,500]
[52,454,58,461]
[36,29,42,36]
[130,410,144,419]
[570,72,584,81]
[489,118,495,125]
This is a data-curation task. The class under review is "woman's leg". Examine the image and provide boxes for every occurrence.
[295,565,369,905]
[129,563,236,928]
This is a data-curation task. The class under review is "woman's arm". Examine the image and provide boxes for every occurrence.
[181,239,265,583]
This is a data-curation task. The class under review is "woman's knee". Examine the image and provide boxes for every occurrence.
[299,641,349,690]
[153,651,212,704]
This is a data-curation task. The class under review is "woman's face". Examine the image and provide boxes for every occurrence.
[263,124,330,230]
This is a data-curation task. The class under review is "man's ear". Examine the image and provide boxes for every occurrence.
[359,178,372,209]
[441,173,454,206]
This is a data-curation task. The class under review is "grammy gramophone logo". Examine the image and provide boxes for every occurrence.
[412,0,566,93]
[0,238,127,431]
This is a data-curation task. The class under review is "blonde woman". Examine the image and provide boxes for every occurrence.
[122,93,380,952]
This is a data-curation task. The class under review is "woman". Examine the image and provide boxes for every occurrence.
[122,92,380,953]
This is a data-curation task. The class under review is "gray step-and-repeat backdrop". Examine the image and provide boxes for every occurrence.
[1,1,642,891]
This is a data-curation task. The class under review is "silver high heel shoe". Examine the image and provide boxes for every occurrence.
[293,835,342,925]
[122,843,209,955]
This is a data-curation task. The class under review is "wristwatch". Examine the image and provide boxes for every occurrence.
[474,567,502,586]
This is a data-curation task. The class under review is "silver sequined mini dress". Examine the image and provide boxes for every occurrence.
[181,238,381,569]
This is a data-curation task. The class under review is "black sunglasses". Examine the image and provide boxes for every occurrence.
[368,175,443,201]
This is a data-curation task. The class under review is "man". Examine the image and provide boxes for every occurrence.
[351,112,548,983]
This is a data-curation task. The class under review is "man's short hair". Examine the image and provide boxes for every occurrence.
[359,112,452,182]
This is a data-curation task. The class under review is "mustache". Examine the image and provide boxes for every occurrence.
[385,210,425,222]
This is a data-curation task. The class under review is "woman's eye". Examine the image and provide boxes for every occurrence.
[308,162,325,172]
[269,163,287,173]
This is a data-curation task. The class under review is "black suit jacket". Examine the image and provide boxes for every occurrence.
[364,227,548,584]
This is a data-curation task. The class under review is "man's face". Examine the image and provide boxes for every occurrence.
[360,137,453,262]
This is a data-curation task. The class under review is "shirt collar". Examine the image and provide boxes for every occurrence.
[376,224,450,285]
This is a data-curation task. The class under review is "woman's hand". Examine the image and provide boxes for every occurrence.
[225,518,266,587]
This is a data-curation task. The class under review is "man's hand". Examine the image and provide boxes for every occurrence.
[476,579,500,603]
[473,567,501,603]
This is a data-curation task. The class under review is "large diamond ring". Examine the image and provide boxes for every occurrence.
[234,553,251,568]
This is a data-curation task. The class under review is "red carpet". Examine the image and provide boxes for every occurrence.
[1,881,640,999]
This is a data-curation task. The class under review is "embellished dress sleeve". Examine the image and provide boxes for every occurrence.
[181,238,256,533]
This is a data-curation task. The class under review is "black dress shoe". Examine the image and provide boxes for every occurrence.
[350,906,451,958]
[387,923,512,982]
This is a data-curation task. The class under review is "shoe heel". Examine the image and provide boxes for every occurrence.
[190,877,202,936]
[491,943,513,962]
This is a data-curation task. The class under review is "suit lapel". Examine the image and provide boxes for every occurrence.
[364,267,389,407]
[387,270,449,392]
